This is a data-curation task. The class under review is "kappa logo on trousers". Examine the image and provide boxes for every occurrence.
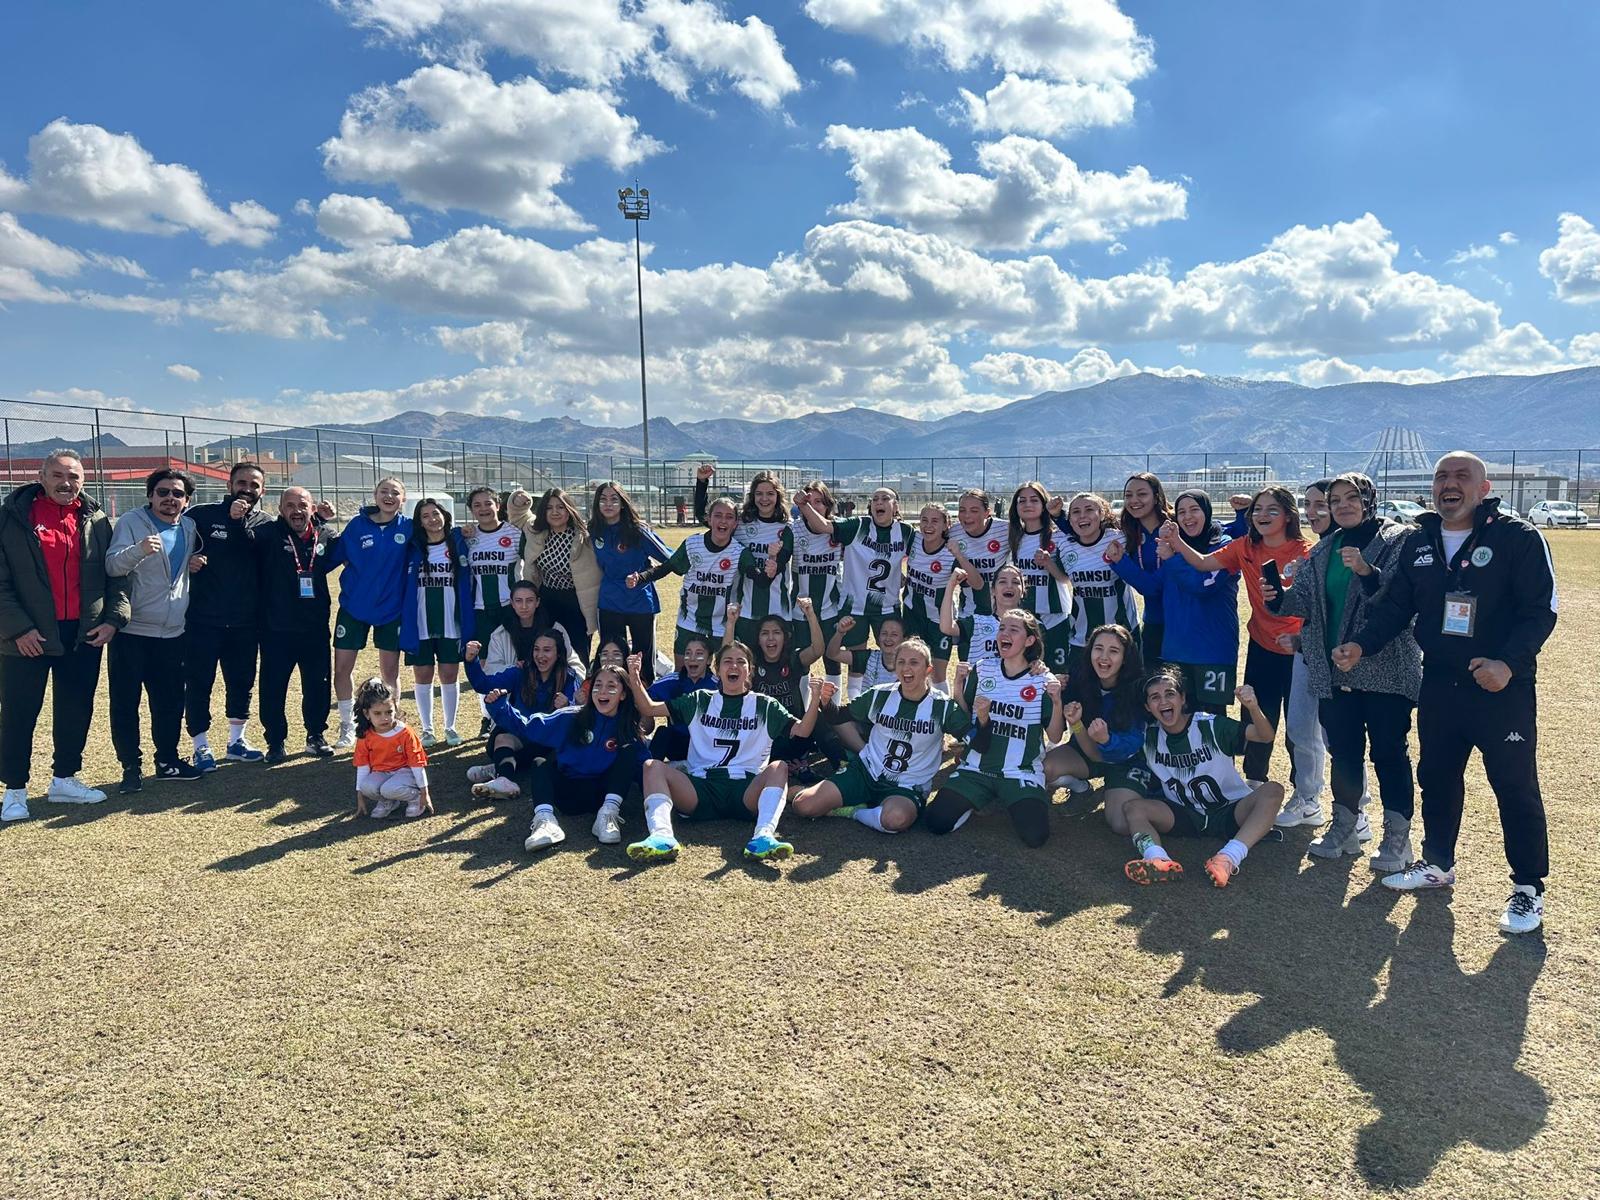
[1505,731,1526,742]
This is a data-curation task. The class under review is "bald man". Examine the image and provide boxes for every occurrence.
[1336,452,1558,934]
[253,488,338,764]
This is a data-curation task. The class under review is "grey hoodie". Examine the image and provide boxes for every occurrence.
[105,506,200,638]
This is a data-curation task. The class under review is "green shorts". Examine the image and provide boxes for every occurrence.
[1089,758,1158,796]
[1042,621,1073,673]
[333,608,401,652]
[840,608,902,652]
[673,624,717,659]
[900,608,953,660]
[940,768,1047,811]
[1178,661,1236,712]
[682,773,755,822]
[829,755,928,812]
[1159,798,1242,840]
[405,636,462,667]
[790,611,841,659]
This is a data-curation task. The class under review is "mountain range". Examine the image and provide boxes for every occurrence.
[236,367,1599,465]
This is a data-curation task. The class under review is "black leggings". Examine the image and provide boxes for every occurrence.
[540,587,590,662]
[1320,689,1415,818]
[923,789,1051,848]
[599,610,657,682]
[528,754,640,814]
[488,731,540,780]
[1242,639,1295,783]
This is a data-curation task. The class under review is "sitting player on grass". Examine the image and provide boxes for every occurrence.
[790,636,969,834]
[1122,669,1284,888]
[622,643,836,864]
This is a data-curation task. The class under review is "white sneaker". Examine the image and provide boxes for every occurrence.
[465,763,498,784]
[334,724,357,751]
[1381,860,1456,891]
[1355,810,1373,843]
[472,775,520,800]
[1062,775,1090,795]
[525,808,566,852]
[592,803,623,844]
[1,789,30,822]
[47,776,106,805]
[1499,885,1543,935]
[370,796,402,819]
[1274,795,1325,828]
[403,795,426,818]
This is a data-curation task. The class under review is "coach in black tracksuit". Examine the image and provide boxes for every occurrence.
[184,463,272,764]
[1337,456,1557,922]
[253,487,338,763]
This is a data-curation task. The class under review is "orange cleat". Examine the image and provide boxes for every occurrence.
[1124,857,1184,885]
[1204,854,1237,888]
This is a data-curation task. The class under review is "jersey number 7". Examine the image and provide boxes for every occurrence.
[713,737,740,769]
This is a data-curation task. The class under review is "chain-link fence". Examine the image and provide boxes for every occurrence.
[3,397,1595,526]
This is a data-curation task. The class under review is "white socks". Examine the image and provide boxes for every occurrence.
[754,785,786,839]
[414,683,435,733]
[852,805,893,833]
[440,682,459,731]
[228,718,246,744]
[1219,839,1249,868]
[338,700,354,729]
[644,792,676,840]
[951,809,972,832]
[192,731,210,755]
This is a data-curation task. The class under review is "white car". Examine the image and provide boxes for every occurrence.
[1527,500,1590,528]
[1376,499,1428,524]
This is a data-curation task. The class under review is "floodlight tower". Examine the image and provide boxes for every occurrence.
[618,184,651,494]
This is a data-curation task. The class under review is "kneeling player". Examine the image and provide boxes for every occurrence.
[1122,670,1284,888]
[623,643,834,863]
[791,637,969,833]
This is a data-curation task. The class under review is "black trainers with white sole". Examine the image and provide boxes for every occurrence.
[152,760,204,782]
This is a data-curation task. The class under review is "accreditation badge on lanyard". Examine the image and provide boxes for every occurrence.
[291,530,317,598]
[1441,531,1479,637]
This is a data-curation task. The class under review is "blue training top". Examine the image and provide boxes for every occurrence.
[483,702,644,779]
[466,657,578,712]
[326,509,413,625]
[1157,536,1240,667]
[592,519,672,615]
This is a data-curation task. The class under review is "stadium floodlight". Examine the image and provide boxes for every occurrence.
[618,184,652,487]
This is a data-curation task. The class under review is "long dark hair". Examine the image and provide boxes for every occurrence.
[409,497,454,551]
[1066,624,1145,730]
[498,580,544,663]
[1247,486,1303,543]
[569,664,643,748]
[522,629,572,711]
[591,480,648,549]
[753,614,792,666]
[741,470,789,524]
[353,676,398,738]
[1120,472,1173,548]
[533,487,586,537]
[1006,481,1053,561]
[995,607,1044,665]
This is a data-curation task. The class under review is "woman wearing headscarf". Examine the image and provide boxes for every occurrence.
[1262,473,1421,872]
[1152,490,1239,715]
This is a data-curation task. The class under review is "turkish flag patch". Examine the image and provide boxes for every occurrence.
[1020,685,1039,701]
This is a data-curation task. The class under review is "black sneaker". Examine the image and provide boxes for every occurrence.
[264,743,288,765]
[478,715,494,738]
[153,759,204,782]
[119,767,143,795]
[306,733,334,758]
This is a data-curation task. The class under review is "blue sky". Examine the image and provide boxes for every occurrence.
[3,0,1600,429]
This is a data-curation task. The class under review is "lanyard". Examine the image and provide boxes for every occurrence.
[287,526,317,576]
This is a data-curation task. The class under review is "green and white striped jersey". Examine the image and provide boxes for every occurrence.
[845,646,896,701]
[849,683,969,792]
[1143,714,1252,812]
[1060,529,1139,646]
[835,517,913,618]
[960,660,1055,784]
[951,519,1008,618]
[903,536,956,622]
[467,522,524,617]
[669,689,795,780]
[956,612,1001,669]
[417,541,460,639]
[1008,528,1070,629]
[733,517,793,620]
[665,533,742,635]
[790,517,844,619]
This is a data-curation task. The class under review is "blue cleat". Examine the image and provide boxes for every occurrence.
[744,834,794,861]
[626,834,680,863]
[193,747,219,773]
[225,740,265,763]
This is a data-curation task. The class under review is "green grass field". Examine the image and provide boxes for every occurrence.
[1,530,1595,1199]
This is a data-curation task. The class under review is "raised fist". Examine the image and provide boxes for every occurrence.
[796,596,814,615]
[1087,718,1110,745]
[696,463,715,482]
[1063,700,1083,726]
[836,615,856,635]
[464,640,482,662]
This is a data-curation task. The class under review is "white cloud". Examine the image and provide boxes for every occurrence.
[1538,212,1600,303]
[1292,357,1444,387]
[1567,332,1600,364]
[0,211,83,303]
[807,0,1151,135]
[0,119,277,245]
[434,319,528,364]
[823,125,1185,249]
[971,348,1198,393]
[1446,243,1496,265]
[1498,230,1518,246]
[166,363,202,382]
[826,57,856,76]
[1441,321,1566,375]
[86,252,149,279]
[315,193,413,246]
[321,65,661,229]
[339,0,799,109]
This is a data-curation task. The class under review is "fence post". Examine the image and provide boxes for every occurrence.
[1510,450,1518,510]
[370,434,379,491]
[315,429,325,511]
[92,409,105,507]
[1088,455,1095,494]
[1578,449,1585,509]
[4,418,10,485]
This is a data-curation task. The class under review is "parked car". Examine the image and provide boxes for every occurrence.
[1527,500,1590,528]
[1376,499,1428,524]
[1496,500,1523,520]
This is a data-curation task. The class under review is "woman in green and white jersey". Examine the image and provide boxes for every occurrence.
[826,611,905,703]
[949,488,1008,621]
[1006,482,1073,673]
[790,479,846,688]
[1051,492,1140,677]
[939,562,1026,669]
[901,503,957,687]
[465,486,525,734]
[925,608,1065,848]
[796,486,913,659]
[626,491,742,668]
[696,466,795,647]
[622,641,834,864]
[792,636,969,834]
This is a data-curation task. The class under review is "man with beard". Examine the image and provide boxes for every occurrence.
[1335,452,1559,934]
[254,487,338,763]
[182,462,272,769]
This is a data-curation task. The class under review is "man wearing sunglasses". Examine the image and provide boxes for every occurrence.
[105,468,205,790]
